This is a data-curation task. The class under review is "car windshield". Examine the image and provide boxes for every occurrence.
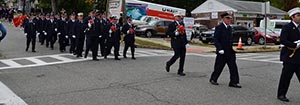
[147,20,158,26]
[140,16,147,21]
[257,28,273,33]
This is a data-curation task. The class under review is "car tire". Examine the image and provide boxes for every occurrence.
[145,30,153,38]
[245,36,253,46]
[258,37,265,45]
[202,41,209,44]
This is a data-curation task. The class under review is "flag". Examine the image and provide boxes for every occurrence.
[13,15,27,27]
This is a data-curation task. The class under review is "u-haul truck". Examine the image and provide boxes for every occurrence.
[109,0,186,20]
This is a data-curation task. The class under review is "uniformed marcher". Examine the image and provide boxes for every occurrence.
[24,14,37,52]
[75,12,85,57]
[84,11,101,61]
[165,14,188,76]
[57,13,69,52]
[45,13,58,50]
[104,16,121,60]
[209,13,241,88]
[67,13,77,54]
[277,7,300,102]
[37,13,47,45]
[122,16,136,60]
[99,13,110,56]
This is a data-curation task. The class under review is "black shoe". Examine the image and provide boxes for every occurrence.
[32,50,36,53]
[177,72,186,76]
[84,55,87,58]
[25,48,28,52]
[209,80,219,85]
[132,57,136,60]
[123,55,127,58]
[229,83,242,88]
[115,58,121,60]
[104,56,107,59]
[165,63,170,72]
[277,96,289,102]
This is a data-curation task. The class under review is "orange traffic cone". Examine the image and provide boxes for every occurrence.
[237,37,244,50]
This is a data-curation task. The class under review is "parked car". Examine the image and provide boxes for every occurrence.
[135,19,173,37]
[199,25,255,45]
[132,16,160,26]
[250,27,280,45]
[192,24,208,38]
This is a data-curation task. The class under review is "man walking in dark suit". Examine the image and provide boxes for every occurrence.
[105,16,121,60]
[277,7,300,102]
[122,16,136,60]
[67,13,77,54]
[37,13,47,45]
[45,13,58,50]
[24,14,37,52]
[99,13,110,57]
[84,11,101,61]
[209,13,241,88]
[57,13,69,52]
[165,14,188,76]
[75,12,86,58]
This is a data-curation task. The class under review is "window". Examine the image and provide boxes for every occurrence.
[157,21,164,26]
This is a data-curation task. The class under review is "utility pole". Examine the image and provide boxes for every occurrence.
[22,0,25,15]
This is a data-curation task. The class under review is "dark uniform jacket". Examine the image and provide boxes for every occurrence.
[83,16,100,37]
[67,19,77,37]
[122,23,135,43]
[107,23,121,43]
[166,21,188,48]
[57,18,69,36]
[24,20,37,37]
[213,23,235,55]
[45,19,58,35]
[37,18,47,33]
[75,20,86,38]
[280,22,300,64]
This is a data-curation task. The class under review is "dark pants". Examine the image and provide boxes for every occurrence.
[76,37,85,56]
[58,34,67,52]
[166,47,186,73]
[123,41,135,58]
[46,33,57,49]
[99,37,106,56]
[39,32,46,45]
[70,37,76,53]
[85,36,99,59]
[277,62,300,97]
[210,53,239,84]
[106,41,120,59]
[26,36,36,51]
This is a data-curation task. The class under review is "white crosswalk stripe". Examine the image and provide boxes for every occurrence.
[0,49,173,70]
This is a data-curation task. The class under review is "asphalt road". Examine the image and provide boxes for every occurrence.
[0,22,299,105]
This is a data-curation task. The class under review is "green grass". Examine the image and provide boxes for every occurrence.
[189,40,214,48]
[135,38,171,50]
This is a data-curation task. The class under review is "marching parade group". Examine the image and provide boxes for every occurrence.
[11,6,300,102]
[23,10,135,61]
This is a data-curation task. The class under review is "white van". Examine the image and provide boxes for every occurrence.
[260,19,290,35]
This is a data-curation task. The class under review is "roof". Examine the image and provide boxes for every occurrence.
[191,0,287,15]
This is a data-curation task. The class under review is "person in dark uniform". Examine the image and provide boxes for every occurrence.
[67,13,77,54]
[118,12,124,26]
[24,14,37,52]
[84,11,101,61]
[165,14,188,76]
[104,16,121,60]
[37,13,47,45]
[209,13,241,88]
[277,7,300,102]
[75,12,86,57]
[99,13,110,56]
[122,16,136,60]
[57,13,69,52]
[45,13,58,50]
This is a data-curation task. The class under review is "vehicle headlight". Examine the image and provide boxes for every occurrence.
[266,35,271,38]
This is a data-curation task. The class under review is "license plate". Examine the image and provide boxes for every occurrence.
[202,37,206,40]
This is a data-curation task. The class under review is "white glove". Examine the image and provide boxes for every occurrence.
[88,23,92,28]
[24,33,27,36]
[57,33,61,35]
[185,44,190,48]
[175,31,179,36]
[297,43,300,48]
[44,32,47,35]
[72,35,76,38]
[42,31,46,33]
[37,33,40,36]
[55,28,58,32]
[218,50,224,54]
[65,36,69,38]
[99,35,102,38]
[109,29,112,34]
[127,30,130,34]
